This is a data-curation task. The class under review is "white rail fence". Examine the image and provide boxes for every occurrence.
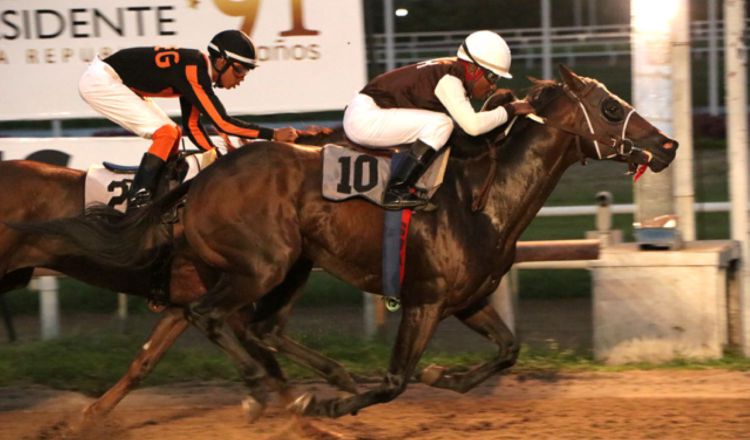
[367,20,748,66]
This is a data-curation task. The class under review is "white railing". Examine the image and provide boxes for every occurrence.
[367,19,749,66]
[540,201,730,217]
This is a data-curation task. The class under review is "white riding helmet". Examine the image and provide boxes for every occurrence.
[457,30,513,79]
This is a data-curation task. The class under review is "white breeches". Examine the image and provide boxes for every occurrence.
[78,56,175,139]
[343,93,453,150]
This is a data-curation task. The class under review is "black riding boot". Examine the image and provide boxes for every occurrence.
[127,153,165,212]
[382,140,437,210]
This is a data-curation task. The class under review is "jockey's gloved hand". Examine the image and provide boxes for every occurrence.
[298,125,334,137]
[273,127,299,143]
[503,100,535,117]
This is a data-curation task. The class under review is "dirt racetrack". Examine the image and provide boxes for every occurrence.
[1,369,748,440]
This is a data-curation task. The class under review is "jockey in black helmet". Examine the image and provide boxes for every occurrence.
[207,29,259,88]
[79,29,299,211]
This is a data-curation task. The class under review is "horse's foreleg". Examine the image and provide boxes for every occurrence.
[419,298,519,393]
[81,307,189,421]
[264,332,359,395]
[293,303,441,418]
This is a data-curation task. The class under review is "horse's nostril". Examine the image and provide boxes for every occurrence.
[664,140,677,150]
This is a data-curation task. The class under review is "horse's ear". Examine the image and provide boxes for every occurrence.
[558,64,586,92]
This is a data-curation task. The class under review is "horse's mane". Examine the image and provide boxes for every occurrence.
[524,78,564,110]
[448,88,516,158]
[448,79,567,160]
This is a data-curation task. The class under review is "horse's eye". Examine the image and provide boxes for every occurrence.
[601,98,624,122]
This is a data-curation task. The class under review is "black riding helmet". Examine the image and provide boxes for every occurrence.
[208,30,258,85]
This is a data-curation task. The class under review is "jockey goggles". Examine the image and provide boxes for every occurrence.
[230,62,252,76]
[461,42,501,84]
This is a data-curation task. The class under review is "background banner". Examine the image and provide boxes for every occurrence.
[0,0,367,120]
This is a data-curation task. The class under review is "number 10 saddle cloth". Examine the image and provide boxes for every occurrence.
[321,143,450,207]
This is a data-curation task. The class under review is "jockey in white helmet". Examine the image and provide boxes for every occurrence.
[343,30,533,210]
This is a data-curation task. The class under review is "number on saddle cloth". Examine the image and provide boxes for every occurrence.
[321,143,450,207]
[86,150,219,212]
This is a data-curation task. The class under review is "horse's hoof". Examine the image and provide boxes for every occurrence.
[241,396,265,423]
[419,364,446,386]
[81,405,96,421]
[287,392,315,416]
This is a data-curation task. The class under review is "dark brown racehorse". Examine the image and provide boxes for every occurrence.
[0,153,357,424]
[12,65,677,418]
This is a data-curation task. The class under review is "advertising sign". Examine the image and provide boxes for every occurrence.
[0,0,367,120]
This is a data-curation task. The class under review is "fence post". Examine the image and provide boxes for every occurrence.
[363,293,387,338]
[117,293,128,332]
[38,276,60,340]
[491,270,518,334]
[595,191,613,246]
[0,295,16,342]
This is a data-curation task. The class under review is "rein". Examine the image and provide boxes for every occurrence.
[470,113,519,212]
[469,81,644,212]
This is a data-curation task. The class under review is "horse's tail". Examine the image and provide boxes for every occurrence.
[8,180,193,269]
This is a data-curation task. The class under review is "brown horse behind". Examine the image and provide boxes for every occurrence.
[0,155,357,424]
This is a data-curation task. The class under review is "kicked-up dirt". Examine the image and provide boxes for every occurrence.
[1,369,748,440]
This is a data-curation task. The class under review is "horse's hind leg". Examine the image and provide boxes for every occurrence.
[293,303,441,418]
[186,273,275,422]
[249,258,358,395]
[227,307,296,400]
[419,298,519,393]
[81,307,189,421]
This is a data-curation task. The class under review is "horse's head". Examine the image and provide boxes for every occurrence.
[534,65,678,173]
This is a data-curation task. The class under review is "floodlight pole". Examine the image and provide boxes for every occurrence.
[541,0,552,79]
[383,0,395,71]
[672,0,695,241]
[587,0,597,27]
[631,0,676,223]
[707,0,720,115]
[724,0,750,356]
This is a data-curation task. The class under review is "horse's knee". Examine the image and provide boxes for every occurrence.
[257,329,282,350]
[502,339,521,367]
[375,373,408,403]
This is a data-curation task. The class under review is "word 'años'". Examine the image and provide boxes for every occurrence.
[256,40,321,61]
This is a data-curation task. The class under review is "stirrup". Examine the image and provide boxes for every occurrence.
[127,189,153,211]
[382,188,429,210]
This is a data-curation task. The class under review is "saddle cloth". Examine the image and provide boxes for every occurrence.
[321,144,450,205]
[84,149,218,212]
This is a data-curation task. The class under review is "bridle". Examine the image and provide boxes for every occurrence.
[471,81,649,212]
[553,82,643,162]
